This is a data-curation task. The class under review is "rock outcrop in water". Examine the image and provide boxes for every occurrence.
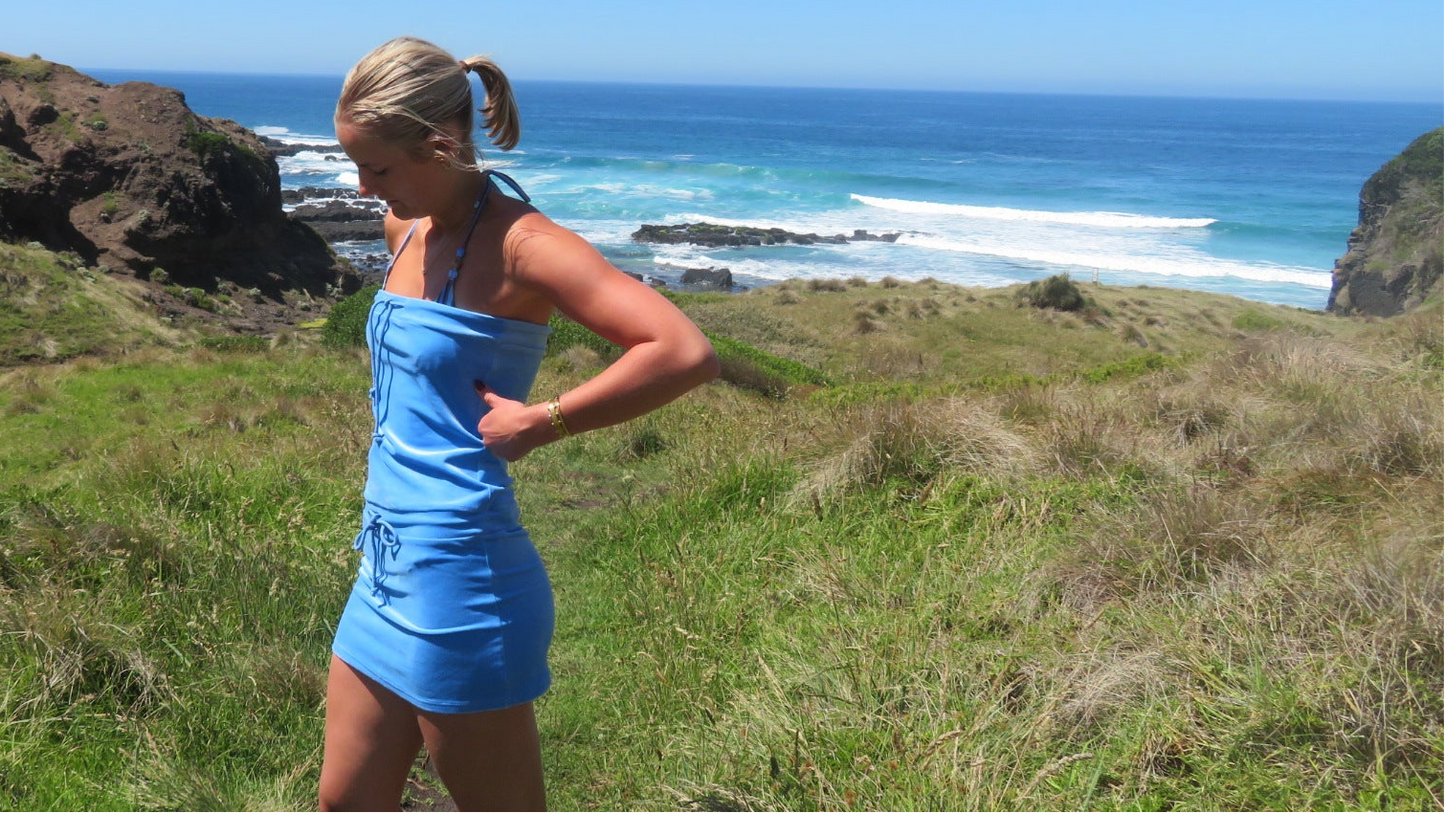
[0,53,359,314]
[634,222,899,247]
[1327,128,1443,317]
[287,198,385,243]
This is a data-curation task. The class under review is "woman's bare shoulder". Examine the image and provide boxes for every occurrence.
[503,210,596,267]
[383,211,416,254]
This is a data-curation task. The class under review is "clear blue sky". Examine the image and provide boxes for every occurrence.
[5,0,1442,102]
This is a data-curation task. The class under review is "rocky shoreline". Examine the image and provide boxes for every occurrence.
[259,135,345,158]
[281,189,905,290]
[284,188,385,243]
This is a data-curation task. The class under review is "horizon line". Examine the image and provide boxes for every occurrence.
[77,65,1445,108]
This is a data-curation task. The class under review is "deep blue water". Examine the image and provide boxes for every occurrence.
[89,69,1442,308]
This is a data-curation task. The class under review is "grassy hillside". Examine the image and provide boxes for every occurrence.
[0,271,1438,810]
[0,241,190,364]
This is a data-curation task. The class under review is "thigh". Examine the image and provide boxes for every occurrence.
[319,655,425,811]
[418,701,545,812]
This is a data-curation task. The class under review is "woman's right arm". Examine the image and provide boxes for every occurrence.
[473,214,719,462]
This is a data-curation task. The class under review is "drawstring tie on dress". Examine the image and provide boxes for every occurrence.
[353,515,402,605]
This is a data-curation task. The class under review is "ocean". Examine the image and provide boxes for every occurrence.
[88,70,1442,309]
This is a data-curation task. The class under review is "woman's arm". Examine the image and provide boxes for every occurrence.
[475,215,720,461]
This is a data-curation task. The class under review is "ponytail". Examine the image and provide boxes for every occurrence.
[337,37,523,165]
[460,56,520,152]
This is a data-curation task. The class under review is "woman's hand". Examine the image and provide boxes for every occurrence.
[475,382,551,462]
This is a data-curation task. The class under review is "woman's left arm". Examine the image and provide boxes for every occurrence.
[476,217,720,461]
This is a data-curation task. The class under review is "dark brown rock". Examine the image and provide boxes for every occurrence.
[632,222,899,248]
[680,266,735,289]
[0,52,360,327]
[287,198,384,242]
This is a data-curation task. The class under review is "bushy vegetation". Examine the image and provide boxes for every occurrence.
[1382,127,1443,202]
[0,271,1439,810]
[182,127,233,158]
[1016,273,1095,312]
[320,284,378,349]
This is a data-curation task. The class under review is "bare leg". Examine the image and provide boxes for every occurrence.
[417,701,546,811]
[319,655,425,811]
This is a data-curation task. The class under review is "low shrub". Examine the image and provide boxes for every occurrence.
[1017,274,1092,312]
[321,284,379,349]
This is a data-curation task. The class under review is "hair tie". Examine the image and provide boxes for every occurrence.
[458,59,470,73]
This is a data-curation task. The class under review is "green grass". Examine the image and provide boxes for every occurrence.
[183,127,233,158]
[0,242,185,364]
[0,52,58,82]
[0,269,1439,810]
[0,347,369,809]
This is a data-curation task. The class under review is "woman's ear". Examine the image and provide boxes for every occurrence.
[427,133,460,163]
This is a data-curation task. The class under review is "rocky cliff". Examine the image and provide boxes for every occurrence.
[1327,128,1443,317]
[0,53,359,330]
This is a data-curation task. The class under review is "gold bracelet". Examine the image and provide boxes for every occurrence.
[546,396,571,438]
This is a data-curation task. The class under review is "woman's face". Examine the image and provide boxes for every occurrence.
[336,121,449,221]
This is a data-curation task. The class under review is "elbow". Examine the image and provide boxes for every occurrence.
[698,345,722,384]
[689,337,721,385]
[675,331,720,386]
[644,329,719,388]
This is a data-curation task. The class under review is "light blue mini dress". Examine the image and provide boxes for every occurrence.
[331,172,555,714]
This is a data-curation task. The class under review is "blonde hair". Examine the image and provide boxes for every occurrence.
[336,36,520,164]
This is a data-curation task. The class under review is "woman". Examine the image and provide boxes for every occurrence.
[320,37,719,811]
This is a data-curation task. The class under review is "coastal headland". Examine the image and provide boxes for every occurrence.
[0,52,360,334]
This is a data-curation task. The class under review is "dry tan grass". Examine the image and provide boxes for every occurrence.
[806,278,848,293]
[5,585,174,715]
[558,344,603,373]
[852,310,886,334]
[796,396,1039,500]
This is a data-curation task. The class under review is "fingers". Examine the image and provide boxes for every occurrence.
[474,380,502,407]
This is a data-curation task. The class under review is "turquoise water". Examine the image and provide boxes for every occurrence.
[90,70,1442,308]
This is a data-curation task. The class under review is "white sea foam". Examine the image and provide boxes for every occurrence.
[278,150,352,177]
[336,171,360,188]
[284,195,383,212]
[569,183,713,201]
[565,219,648,245]
[521,173,564,189]
[646,251,1019,288]
[254,126,338,147]
[851,194,1216,229]
[896,233,1331,288]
